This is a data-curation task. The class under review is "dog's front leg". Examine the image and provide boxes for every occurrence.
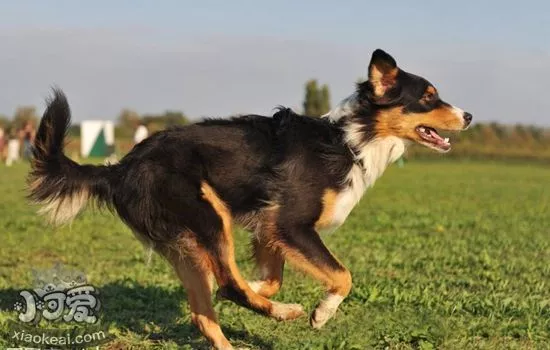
[275,224,352,328]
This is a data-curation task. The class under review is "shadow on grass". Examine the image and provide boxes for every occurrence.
[100,280,273,349]
[0,280,273,349]
[0,288,19,312]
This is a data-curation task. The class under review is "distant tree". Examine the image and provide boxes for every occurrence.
[303,80,331,116]
[489,122,505,139]
[142,110,189,133]
[528,125,543,141]
[118,109,141,128]
[479,123,500,144]
[117,109,141,138]
[464,123,483,141]
[68,124,81,137]
[303,80,320,116]
[160,110,188,126]
[319,84,331,115]
[0,114,10,129]
[509,124,537,146]
[116,109,189,138]
[13,106,38,129]
[514,124,527,138]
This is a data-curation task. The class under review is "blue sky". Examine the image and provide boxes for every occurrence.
[1,0,549,125]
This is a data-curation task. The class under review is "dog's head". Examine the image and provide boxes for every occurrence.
[356,49,472,152]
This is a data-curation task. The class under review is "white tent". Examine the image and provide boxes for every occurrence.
[80,121,115,157]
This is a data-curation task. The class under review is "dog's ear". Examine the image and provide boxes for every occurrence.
[368,49,399,98]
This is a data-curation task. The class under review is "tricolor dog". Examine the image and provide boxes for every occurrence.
[29,49,472,349]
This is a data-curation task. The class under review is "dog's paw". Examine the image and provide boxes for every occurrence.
[310,305,337,329]
[309,294,344,329]
[271,301,305,321]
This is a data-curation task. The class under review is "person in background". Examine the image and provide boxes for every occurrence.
[20,120,36,160]
[133,121,149,145]
[0,126,5,162]
[6,127,20,166]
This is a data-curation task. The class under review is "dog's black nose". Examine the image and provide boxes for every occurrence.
[463,112,473,126]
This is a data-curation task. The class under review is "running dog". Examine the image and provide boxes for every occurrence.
[29,49,472,349]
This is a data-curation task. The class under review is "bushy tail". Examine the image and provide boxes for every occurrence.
[28,89,114,225]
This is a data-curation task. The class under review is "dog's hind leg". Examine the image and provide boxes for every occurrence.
[247,224,285,298]
[163,245,232,350]
[200,182,304,321]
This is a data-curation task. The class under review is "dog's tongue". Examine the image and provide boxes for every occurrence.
[428,128,444,141]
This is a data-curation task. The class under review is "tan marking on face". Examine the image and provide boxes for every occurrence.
[426,86,437,95]
[374,105,465,142]
[420,86,439,105]
[315,189,338,231]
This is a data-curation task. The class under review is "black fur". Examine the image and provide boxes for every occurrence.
[29,49,470,278]
[29,91,355,252]
[29,89,113,210]
[114,107,354,247]
[28,49,472,347]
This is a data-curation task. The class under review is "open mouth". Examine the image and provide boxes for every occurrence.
[415,126,451,152]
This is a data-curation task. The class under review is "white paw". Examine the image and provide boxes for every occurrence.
[271,301,305,321]
[310,294,344,329]
[310,305,337,329]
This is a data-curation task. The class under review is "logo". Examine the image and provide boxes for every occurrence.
[7,264,111,349]
[13,264,100,324]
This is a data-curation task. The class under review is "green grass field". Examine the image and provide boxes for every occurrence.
[1,160,549,349]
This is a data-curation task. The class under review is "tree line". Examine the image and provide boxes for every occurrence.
[115,109,188,138]
[1,82,548,161]
[0,106,188,139]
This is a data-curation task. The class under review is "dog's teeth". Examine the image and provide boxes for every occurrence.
[419,127,425,132]
[444,137,450,143]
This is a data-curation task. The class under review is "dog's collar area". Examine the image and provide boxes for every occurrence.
[347,145,365,169]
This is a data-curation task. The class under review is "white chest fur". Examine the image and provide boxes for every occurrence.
[321,137,406,233]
